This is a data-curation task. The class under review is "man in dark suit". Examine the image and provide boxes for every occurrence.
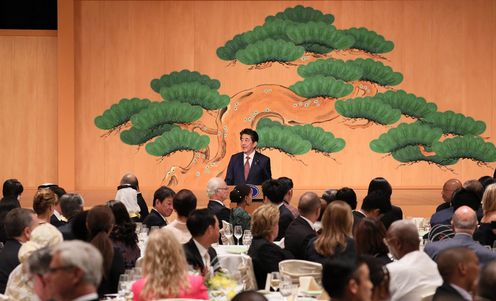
[225,128,271,185]
[46,240,103,301]
[57,193,83,240]
[433,247,479,301]
[143,186,175,229]
[435,179,462,212]
[262,179,294,241]
[284,192,320,259]
[352,191,392,232]
[206,177,231,227]
[0,208,38,293]
[183,209,221,276]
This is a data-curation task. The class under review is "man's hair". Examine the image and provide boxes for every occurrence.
[451,188,481,211]
[463,179,484,201]
[262,179,286,204]
[367,177,392,197]
[298,192,321,215]
[361,190,392,214]
[27,246,53,276]
[479,260,496,301]
[436,247,475,282]
[5,208,34,238]
[336,187,357,210]
[322,258,365,298]
[54,240,103,287]
[206,177,225,198]
[452,206,477,231]
[232,291,268,301]
[186,209,216,237]
[278,177,293,196]
[153,186,175,206]
[59,193,84,220]
[321,189,338,204]
[239,128,259,143]
[120,173,139,189]
[2,179,23,198]
[173,189,197,218]
[388,220,420,251]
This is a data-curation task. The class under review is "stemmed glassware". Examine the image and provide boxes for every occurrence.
[224,223,233,245]
[270,271,281,292]
[234,225,243,245]
[242,230,252,246]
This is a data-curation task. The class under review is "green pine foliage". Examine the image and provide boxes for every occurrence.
[350,58,403,86]
[421,111,486,136]
[291,124,346,153]
[130,101,203,130]
[257,127,312,155]
[94,98,151,130]
[120,124,178,146]
[370,123,443,153]
[150,70,221,93]
[145,127,210,157]
[345,27,394,54]
[160,82,230,110]
[235,39,305,65]
[216,34,248,61]
[286,22,355,54]
[289,76,354,98]
[375,90,438,119]
[335,97,401,125]
[432,136,496,162]
[391,145,459,165]
[297,58,363,81]
[242,20,291,44]
[265,5,335,24]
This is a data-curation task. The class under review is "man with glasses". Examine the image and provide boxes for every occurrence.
[206,177,231,227]
[44,241,102,301]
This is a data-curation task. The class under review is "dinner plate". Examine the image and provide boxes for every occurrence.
[302,290,322,297]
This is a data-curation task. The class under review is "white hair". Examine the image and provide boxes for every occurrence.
[206,177,225,198]
[54,241,103,287]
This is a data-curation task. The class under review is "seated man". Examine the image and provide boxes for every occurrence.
[45,241,103,301]
[284,192,320,259]
[57,193,84,240]
[0,208,38,293]
[385,220,442,301]
[278,177,298,217]
[164,189,197,243]
[116,173,149,222]
[262,179,294,241]
[184,209,221,277]
[353,190,392,232]
[433,247,479,301]
[424,206,496,265]
[143,186,175,229]
[478,260,496,301]
[436,179,462,212]
[322,257,373,301]
[206,177,230,227]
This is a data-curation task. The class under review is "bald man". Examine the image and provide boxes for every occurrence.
[116,173,149,221]
[436,179,462,212]
[385,220,442,301]
[425,206,496,265]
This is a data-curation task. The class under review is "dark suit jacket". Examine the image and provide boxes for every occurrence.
[248,236,294,289]
[207,201,230,227]
[137,193,149,222]
[183,239,220,274]
[432,282,467,301]
[436,202,451,212]
[277,204,294,241]
[352,210,366,234]
[225,151,271,185]
[284,216,317,259]
[58,219,76,240]
[0,239,22,293]
[380,204,403,229]
[142,209,167,229]
[50,214,67,228]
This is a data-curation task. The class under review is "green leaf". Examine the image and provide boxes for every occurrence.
[290,124,345,153]
[289,75,354,98]
[150,70,220,93]
[95,98,151,130]
[432,136,496,162]
[257,127,312,155]
[297,58,363,81]
[145,127,210,157]
[160,82,230,110]
[391,145,459,165]
[335,97,401,125]
[421,111,486,136]
[370,123,443,153]
[375,90,437,119]
[216,34,248,61]
[265,5,335,24]
[131,101,203,130]
[286,22,355,54]
[345,27,394,54]
[350,58,403,86]
[235,39,305,65]
[120,124,178,145]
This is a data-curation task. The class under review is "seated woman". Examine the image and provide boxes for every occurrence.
[131,230,208,300]
[229,184,252,232]
[32,188,57,224]
[475,183,496,246]
[109,201,140,269]
[355,218,391,265]
[248,204,293,289]
[305,201,356,265]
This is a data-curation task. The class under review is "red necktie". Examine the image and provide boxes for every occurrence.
[244,156,250,180]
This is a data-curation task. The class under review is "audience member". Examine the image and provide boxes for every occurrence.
[132,230,208,300]
[262,179,294,240]
[26,247,53,301]
[206,177,231,228]
[385,220,442,301]
[306,201,356,265]
[424,206,496,265]
[248,204,293,289]
[143,186,175,229]
[109,201,140,269]
[184,209,221,276]
[284,192,320,259]
[433,247,479,301]
[33,188,56,224]
[336,187,358,210]
[38,184,68,227]
[355,218,391,265]
[0,179,23,243]
[45,240,103,301]
[480,176,496,191]
[229,184,252,232]
[353,190,392,231]
[57,193,84,240]
[87,205,125,297]
[430,187,481,227]
[322,257,373,301]
[361,255,390,301]
[475,183,496,246]
[436,179,462,212]
[0,208,38,293]
[478,260,496,301]
[232,291,268,301]
[278,177,298,217]
[164,189,196,244]
[116,173,149,222]
[71,210,89,241]
[321,189,338,204]
[464,179,485,201]
[5,223,63,301]
[368,177,402,229]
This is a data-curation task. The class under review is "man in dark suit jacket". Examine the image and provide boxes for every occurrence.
[206,177,231,228]
[183,209,221,276]
[0,208,38,293]
[433,247,479,301]
[57,193,83,240]
[352,191,392,232]
[143,186,175,229]
[435,179,462,212]
[262,179,294,241]
[225,128,271,185]
[284,192,320,259]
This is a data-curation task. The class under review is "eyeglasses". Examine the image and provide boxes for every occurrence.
[47,266,74,274]
[217,187,229,191]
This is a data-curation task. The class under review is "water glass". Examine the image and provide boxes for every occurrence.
[224,224,233,245]
[234,225,243,245]
[279,276,293,301]
[118,274,130,297]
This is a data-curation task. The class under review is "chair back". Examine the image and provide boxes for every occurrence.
[279,259,322,285]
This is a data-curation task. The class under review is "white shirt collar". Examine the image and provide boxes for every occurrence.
[450,283,472,300]
[193,239,209,265]
[152,208,168,223]
[277,202,284,208]
[72,292,99,301]
[53,210,67,222]
[244,151,256,166]
[300,215,315,230]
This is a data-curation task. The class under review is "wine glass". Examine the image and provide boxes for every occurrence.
[279,275,293,301]
[224,223,233,245]
[234,225,243,245]
[118,274,130,297]
[270,271,281,292]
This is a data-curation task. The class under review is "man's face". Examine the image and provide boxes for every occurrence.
[441,184,457,203]
[32,273,51,301]
[464,252,480,291]
[353,264,373,301]
[44,253,75,300]
[384,233,400,260]
[216,182,229,201]
[240,134,256,154]
[209,218,220,245]
[157,197,173,217]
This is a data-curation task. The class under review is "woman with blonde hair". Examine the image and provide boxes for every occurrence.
[475,183,496,246]
[248,204,293,289]
[131,229,208,300]
[305,200,356,264]
[32,188,56,223]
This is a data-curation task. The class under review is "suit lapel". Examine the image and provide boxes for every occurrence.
[246,152,260,183]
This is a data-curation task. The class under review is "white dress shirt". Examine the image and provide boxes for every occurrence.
[243,150,255,166]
